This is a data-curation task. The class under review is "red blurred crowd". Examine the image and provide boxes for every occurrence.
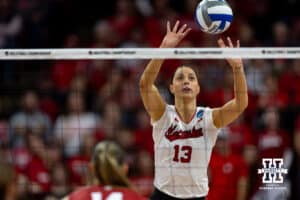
[0,0,300,200]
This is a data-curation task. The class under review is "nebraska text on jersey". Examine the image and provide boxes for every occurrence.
[165,124,204,141]
[151,105,219,198]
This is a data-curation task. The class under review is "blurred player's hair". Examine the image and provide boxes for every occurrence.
[92,141,132,187]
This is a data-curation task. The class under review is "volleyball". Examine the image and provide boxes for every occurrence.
[195,0,233,34]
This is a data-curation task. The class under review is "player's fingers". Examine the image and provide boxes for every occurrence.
[183,28,192,36]
[227,37,233,48]
[237,40,240,48]
[173,20,180,32]
[167,21,171,33]
[178,24,187,34]
[217,38,226,48]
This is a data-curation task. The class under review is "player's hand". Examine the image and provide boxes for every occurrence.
[218,37,243,69]
[160,20,192,48]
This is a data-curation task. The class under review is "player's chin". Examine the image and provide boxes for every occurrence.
[180,93,196,99]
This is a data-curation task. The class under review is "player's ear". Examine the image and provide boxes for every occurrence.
[196,84,200,95]
[169,84,175,94]
[87,162,96,184]
[122,163,129,175]
[88,162,94,174]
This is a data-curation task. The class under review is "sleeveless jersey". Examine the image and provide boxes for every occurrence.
[68,185,146,200]
[151,105,219,198]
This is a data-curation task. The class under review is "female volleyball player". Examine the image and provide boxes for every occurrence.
[63,141,146,200]
[139,21,248,200]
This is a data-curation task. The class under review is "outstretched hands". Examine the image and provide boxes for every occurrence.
[160,21,243,69]
[160,20,192,48]
[218,37,243,69]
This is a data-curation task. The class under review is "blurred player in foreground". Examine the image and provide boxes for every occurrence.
[63,141,146,200]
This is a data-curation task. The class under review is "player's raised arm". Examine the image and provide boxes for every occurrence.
[139,21,191,121]
[212,37,248,128]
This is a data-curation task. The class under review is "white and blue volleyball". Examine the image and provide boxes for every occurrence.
[195,0,233,34]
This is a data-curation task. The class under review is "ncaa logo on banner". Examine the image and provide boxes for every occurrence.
[257,158,288,184]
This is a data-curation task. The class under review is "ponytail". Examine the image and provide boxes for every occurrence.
[93,141,132,188]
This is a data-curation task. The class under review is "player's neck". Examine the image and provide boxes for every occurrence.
[175,99,196,123]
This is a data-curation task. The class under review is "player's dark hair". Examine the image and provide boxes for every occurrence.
[93,141,131,187]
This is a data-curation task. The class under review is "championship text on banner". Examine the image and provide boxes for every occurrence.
[0,48,300,60]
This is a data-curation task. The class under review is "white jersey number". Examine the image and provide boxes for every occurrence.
[91,192,123,200]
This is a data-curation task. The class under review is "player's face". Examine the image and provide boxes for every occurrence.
[170,67,200,99]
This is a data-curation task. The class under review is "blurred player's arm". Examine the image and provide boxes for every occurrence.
[213,37,248,128]
[139,21,191,121]
[237,176,248,200]
[0,162,17,200]
[237,155,249,200]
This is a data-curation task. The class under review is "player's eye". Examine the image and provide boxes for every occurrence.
[189,76,196,81]
[176,75,184,80]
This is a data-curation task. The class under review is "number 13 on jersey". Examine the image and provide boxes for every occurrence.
[173,145,192,163]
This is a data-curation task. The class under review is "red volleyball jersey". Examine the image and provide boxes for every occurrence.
[68,185,146,200]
